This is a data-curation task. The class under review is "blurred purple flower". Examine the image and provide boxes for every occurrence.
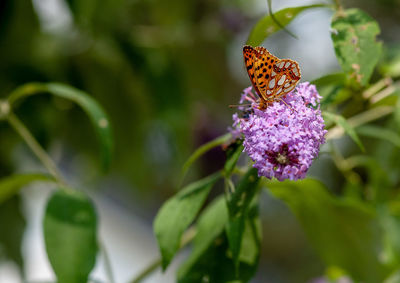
[231,82,327,181]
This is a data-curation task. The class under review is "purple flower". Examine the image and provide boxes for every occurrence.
[231,82,327,181]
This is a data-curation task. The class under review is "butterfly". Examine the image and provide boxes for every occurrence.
[243,45,301,110]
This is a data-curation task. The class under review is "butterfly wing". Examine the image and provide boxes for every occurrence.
[243,45,301,109]
[270,59,301,99]
[252,47,279,102]
[243,45,262,97]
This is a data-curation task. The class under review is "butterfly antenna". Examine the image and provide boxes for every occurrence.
[229,103,252,108]
[279,98,297,113]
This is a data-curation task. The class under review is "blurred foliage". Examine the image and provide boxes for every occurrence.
[268,179,388,282]
[0,0,248,194]
[44,188,98,283]
[0,196,25,272]
[247,4,327,46]
[154,172,221,269]
[1,0,400,282]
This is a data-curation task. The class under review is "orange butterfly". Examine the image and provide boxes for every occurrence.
[243,45,301,109]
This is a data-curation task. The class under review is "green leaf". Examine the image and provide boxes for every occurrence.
[178,196,261,282]
[65,0,96,27]
[181,133,231,180]
[345,155,391,202]
[356,125,400,148]
[378,206,400,269]
[331,9,382,86]
[177,232,258,283]
[178,196,229,278]
[267,178,389,282]
[238,202,261,266]
[395,93,400,129]
[0,173,55,204]
[226,168,260,267]
[266,0,297,39]
[380,47,400,78]
[311,73,350,106]
[44,188,98,283]
[247,4,327,46]
[323,111,365,151]
[312,73,347,87]
[384,270,400,283]
[224,140,243,177]
[0,196,26,270]
[46,83,113,170]
[8,82,113,170]
[177,171,222,198]
[154,172,221,270]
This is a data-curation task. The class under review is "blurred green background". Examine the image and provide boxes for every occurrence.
[1,0,399,282]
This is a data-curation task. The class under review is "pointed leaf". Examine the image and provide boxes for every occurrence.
[345,155,391,202]
[238,201,261,266]
[394,94,400,130]
[46,83,113,170]
[311,73,349,106]
[356,125,400,148]
[178,196,229,278]
[0,173,54,204]
[323,111,365,151]
[8,82,113,170]
[247,4,327,46]
[384,270,400,283]
[226,168,260,267]
[154,172,221,270]
[178,196,261,282]
[44,188,98,283]
[380,48,400,78]
[331,9,382,86]
[312,73,347,87]
[0,196,26,270]
[267,178,389,282]
[378,206,400,269]
[178,233,257,283]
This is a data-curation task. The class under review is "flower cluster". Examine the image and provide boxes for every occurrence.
[231,82,327,181]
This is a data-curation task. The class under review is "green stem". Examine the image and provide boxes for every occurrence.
[129,226,196,283]
[369,82,399,104]
[179,133,231,186]
[362,77,392,99]
[7,113,66,185]
[334,0,342,10]
[100,241,115,283]
[131,258,162,283]
[328,141,362,185]
[329,141,350,172]
[326,106,394,140]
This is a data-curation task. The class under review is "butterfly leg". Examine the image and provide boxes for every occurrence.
[278,98,297,113]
